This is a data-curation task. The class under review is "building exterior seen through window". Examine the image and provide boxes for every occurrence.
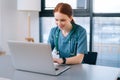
[93,0,120,13]
[45,0,87,10]
[93,17,120,67]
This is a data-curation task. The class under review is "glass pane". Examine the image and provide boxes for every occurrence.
[45,0,87,9]
[93,17,120,67]
[41,17,90,51]
[41,17,56,43]
[93,0,120,13]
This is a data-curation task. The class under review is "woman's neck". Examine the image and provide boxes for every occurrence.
[61,23,73,37]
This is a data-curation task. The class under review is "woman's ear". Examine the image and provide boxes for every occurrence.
[69,16,74,23]
[70,16,73,21]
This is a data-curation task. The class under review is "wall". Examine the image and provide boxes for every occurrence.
[0,0,40,54]
[0,0,2,49]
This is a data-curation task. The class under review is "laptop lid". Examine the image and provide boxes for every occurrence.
[8,41,70,75]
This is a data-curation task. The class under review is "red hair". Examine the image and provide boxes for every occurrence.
[54,3,75,23]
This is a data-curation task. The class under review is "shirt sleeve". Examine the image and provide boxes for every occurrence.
[77,28,88,54]
[47,27,57,50]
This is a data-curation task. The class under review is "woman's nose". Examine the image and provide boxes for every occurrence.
[57,21,61,26]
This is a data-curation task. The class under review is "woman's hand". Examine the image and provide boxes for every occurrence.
[53,58,63,64]
[53,54,84,64]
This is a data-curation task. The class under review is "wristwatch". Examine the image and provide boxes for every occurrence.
[62,57,66,64]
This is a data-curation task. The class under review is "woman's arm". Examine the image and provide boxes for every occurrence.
[53,53,84,64]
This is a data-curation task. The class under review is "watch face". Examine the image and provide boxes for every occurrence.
[117,77,120,80]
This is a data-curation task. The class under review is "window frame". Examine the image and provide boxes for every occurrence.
[39,0,91,17]
[39,0,120,52]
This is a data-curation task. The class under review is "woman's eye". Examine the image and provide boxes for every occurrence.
[55,19,58,21]
[61,19,66,22]
[55,19,66,22]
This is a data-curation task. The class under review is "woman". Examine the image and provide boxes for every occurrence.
[48,3,87,64]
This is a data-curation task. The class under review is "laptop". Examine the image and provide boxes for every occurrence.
[8,41,70,75]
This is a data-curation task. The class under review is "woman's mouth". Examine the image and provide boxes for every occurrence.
[59,26,64,28]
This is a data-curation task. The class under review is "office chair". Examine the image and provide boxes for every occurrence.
[83,52,98,65]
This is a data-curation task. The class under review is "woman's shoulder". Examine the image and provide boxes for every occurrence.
[74,23,86,32]
[50,26,59,36]
[51,26,59,31]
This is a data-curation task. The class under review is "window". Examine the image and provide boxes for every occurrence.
[92,0,120,67]
[39,0,120,67]
[40,0,90,17]
[45,0,87,10]
[93,0,120,13]
[93,17,120,67]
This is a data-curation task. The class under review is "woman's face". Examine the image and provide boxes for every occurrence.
[54,12,72,30]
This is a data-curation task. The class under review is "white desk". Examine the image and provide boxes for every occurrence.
[0,55,120,80]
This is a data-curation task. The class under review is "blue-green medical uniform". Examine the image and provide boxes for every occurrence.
[48,23,87,58]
